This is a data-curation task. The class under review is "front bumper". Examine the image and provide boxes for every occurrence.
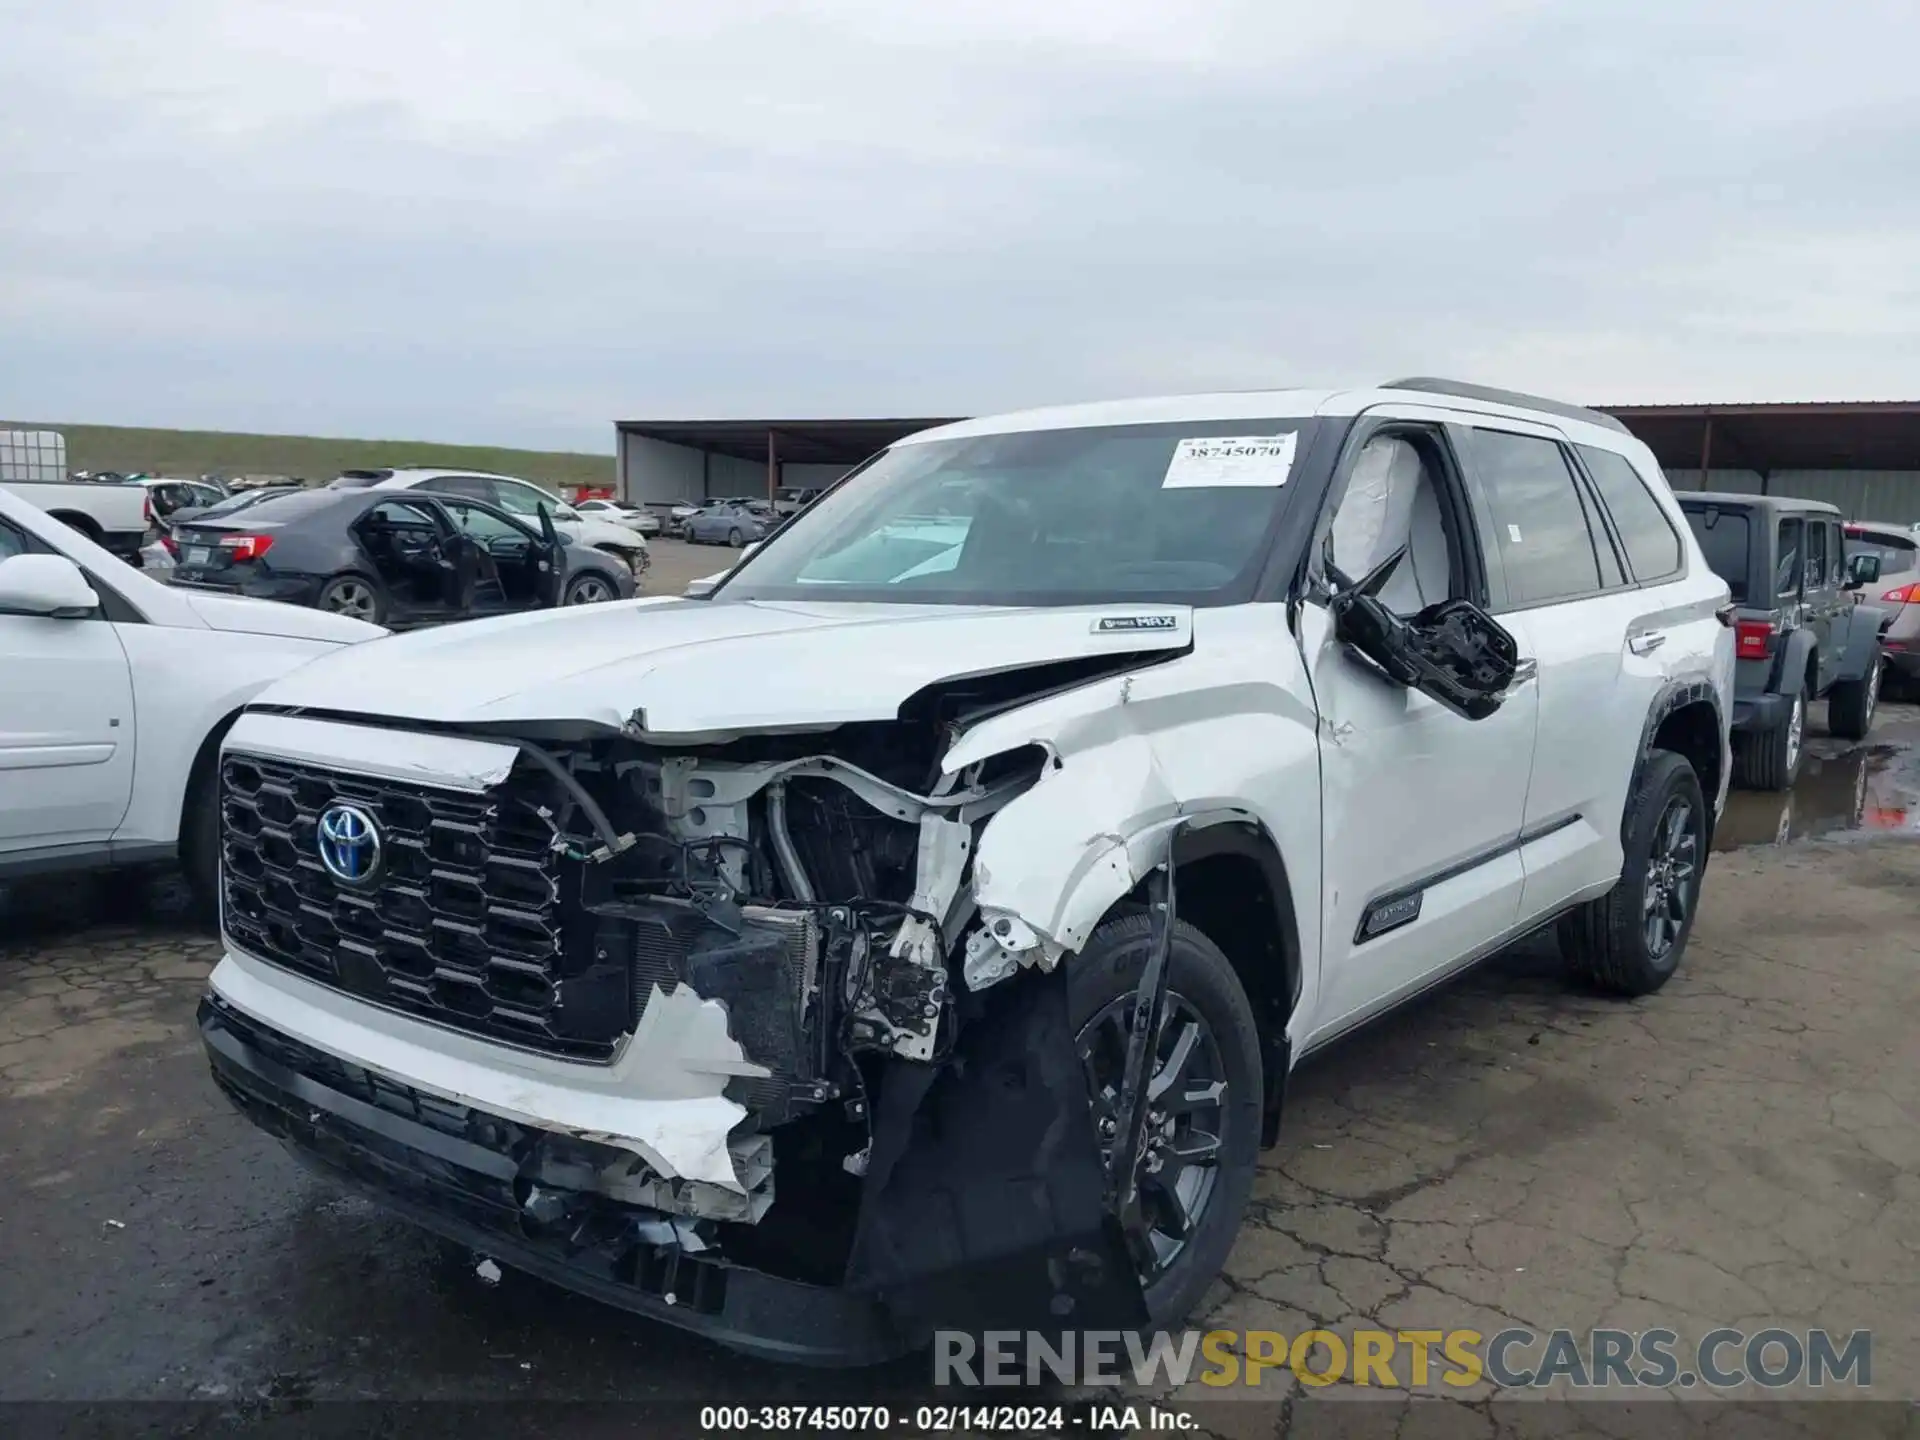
[199,993,914,1366]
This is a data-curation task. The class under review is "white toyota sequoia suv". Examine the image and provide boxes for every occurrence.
[200,380,1735,1363]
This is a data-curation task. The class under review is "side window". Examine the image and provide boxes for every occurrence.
[489,480,556,519]
[1804,522,1829,589]
[443,501,530,543]
[1576,445,1683,582]
[367,500,439,529]
[0,519,26,562]
[1325,432,1459,618]
[1460,428,1602,607]
[1776,519,1803,598]
[420,475,497,503]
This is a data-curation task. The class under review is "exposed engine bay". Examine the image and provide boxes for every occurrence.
[526,713,1055,1203]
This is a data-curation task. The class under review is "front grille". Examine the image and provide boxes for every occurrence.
[221,751,628,1060]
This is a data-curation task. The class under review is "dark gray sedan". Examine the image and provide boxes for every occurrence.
[684,501,778,547]
[169,487,633,627]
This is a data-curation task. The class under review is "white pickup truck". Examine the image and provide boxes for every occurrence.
[0,486,383,908]
[0,477,155,565]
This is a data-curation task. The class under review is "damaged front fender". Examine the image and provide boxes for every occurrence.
[947,672,1284,983]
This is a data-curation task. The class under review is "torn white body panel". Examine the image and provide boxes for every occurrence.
[951,608,1328,1045]
[209,948,753,1191]
[247,597,1192,738]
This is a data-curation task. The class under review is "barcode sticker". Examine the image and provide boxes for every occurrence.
[1162,433,1298,489]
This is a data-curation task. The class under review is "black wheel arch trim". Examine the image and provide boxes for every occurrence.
[1168,818,1297,1148]
[1837,608,1885,681]
[1773,627,1818,694]
[1635,677,1727,825]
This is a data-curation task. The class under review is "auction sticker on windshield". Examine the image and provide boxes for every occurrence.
[1162,433,1297,489]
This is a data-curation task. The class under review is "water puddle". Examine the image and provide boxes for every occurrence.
[1716,735,1920,850]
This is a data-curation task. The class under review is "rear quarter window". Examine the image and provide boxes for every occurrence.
[1578,446,1683,582]
[1681,506,1750,602]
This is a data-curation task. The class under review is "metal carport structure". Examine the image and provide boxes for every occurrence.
[615,400,1920,522]
[615,418,958,506]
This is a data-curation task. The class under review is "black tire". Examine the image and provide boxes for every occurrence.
[50,512,104,544]
[1069,911,1262,1328]
[727,527,744,549]
[1559,750,1707,997]
[179,753,222,920]
[1732,688,1803,791]
[316,572,387,624]
[1826,656,1880,741]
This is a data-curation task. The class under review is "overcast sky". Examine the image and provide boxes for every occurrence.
[3,0,1915,451]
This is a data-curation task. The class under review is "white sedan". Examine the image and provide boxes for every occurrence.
[0,486,384,909]
[574,497,663,536]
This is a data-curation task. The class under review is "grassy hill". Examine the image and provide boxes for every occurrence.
[5,421,616,491]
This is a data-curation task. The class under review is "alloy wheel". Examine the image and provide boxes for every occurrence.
[324,579,377,620]
[1076,992,1226,1281]
[567,576,613,605]
[1642,795,1701,960]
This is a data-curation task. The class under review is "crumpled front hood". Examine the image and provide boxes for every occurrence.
[250,597,1193,736]
[183,591,386,645]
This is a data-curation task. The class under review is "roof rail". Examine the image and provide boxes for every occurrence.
[1382,376,1633,436]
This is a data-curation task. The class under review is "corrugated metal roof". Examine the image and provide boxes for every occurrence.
[616,400,1920,473]
[1597,403,1920,472]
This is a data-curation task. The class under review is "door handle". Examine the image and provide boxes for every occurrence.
[1627,632,1667,656]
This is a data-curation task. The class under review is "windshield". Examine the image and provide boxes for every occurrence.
[715,420,1316,606]
[1681,505,1750,602]
[217,488,356,525]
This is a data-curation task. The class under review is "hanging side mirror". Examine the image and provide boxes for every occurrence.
[1325,548,1521,721]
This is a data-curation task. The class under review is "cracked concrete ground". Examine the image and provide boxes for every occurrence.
[1,713,1917,1433]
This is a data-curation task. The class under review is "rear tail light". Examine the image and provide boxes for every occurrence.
[217,533,275,562]
[1734,619,1775,661]
[160,533,178,558]
[1881,582,1920,604]
[142,492,155,525]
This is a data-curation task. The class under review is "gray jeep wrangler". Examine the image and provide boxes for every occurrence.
[1676,492,1885,790]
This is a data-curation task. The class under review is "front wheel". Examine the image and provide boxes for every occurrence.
[563,572,617,605]
[1070,911,1262,1326]
[727,527,744,548]
[180,756,222,919]
[1734,689,1803,791]
[1827,657,1880,741]
[316,572,387,624]
[1559,749,1707,996]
